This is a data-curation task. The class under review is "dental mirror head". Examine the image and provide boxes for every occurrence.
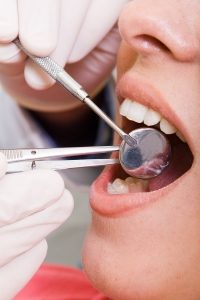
[119,128,171,179]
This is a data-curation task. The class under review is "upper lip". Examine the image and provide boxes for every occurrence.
[116,71,194,154]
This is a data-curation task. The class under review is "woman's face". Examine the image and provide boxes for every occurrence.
[83,1,200,299]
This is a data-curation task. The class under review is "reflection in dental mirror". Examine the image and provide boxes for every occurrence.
[119,128,171,179]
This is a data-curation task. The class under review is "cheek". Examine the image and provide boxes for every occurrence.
[117,41,138,79]
[83,174,200,299]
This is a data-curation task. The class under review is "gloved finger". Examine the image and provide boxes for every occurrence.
[0,169,65,225]
[0,42,26,64]
[0,0,18,43]
[54,0,128,65]
[25,25,120,92]
[66,0,129,62]
[18,0,61,57]
[0,189,73,266]
[24,0,91,90]
[18,0,61,89]
[23,0,91,90]
[23,0,128,90]
[24,59,55,90]
[0,0,24,65]
[0,153,7,179]
[66,25,121,96]
[54,0,93,64]
[0,240,47,300]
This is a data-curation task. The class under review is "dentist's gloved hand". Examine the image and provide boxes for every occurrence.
[0,0,128,97]
[0,153,74,300]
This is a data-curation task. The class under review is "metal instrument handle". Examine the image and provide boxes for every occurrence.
[0,146,119,163]
[7,158,119,173]
[14,38,88,101]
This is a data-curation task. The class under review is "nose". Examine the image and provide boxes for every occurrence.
[118,0,200,62]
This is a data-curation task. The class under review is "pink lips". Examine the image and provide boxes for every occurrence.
[89,163,190,217]
[89,72,193,217]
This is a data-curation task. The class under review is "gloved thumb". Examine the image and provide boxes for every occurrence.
[0,153,7,179]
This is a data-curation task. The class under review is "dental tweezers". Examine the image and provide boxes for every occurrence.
[0,146,120,173]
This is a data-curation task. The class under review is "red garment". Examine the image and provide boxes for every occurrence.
[15,264,109,300]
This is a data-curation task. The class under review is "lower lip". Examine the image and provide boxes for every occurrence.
[90,164,189,217]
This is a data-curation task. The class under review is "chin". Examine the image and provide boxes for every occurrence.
[82,71,200,299]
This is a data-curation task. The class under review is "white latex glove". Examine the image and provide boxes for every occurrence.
[0,0,129,94]
[0,153,74,300]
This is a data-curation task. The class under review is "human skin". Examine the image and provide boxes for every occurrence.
[83,1,200,299]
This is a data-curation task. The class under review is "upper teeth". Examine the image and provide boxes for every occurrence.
[120,99,185,142]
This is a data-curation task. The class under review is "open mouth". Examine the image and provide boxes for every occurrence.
[90,74,194,216]
[108,101,193,193]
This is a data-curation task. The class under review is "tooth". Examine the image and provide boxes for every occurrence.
[160,118,177,134]
[126,101,148,123]
[120,99,132,117]
[108,178,129,194]
[144,108,161,126]
[176,131,186,142]
[107,183,119,194]
[129,182,147,193]
[127,178,149,192]
[125,177,137,184]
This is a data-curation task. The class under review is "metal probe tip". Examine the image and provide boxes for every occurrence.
[123,134,137,148]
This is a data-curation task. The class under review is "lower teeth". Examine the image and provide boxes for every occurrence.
[107,177,149,194]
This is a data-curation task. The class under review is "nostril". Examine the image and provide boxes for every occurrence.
[133,34,170,55]
[119,1,199,62]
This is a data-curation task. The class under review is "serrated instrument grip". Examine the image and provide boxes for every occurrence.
[14,38,88,101]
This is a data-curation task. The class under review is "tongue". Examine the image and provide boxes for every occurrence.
[149,142,193,191]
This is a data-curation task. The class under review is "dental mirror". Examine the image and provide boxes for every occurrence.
[119,128,171,179]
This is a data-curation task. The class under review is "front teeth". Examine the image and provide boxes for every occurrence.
[120,99,185,142]
[144,108,161,126]
[127,102,148,123]
[160,118,176,134]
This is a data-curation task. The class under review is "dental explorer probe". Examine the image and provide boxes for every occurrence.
[14,38,135,148]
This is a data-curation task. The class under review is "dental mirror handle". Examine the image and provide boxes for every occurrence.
[14,38,136,148]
